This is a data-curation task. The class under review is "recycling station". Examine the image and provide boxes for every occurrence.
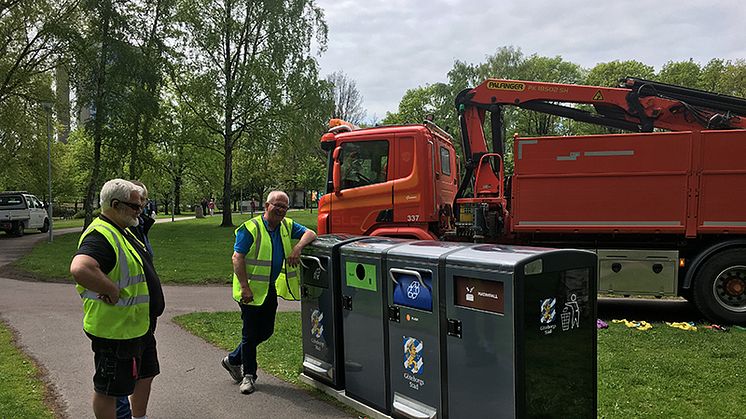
[299,234,365,389]
[299,235,597,419]
[339,237,410,413]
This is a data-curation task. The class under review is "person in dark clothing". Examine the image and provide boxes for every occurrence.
[70,179,165,419]
[131,181,156,256]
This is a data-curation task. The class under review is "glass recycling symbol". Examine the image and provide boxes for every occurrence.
[407,281,421,299]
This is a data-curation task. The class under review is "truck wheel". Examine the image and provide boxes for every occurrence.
[692,248,746,325]
[39,218,49,233]
[11,221,24,237]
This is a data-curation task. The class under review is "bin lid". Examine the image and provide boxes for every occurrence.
[446,244,560,270]
[304,234,365,252]
[387,240,467,261]
[340,236,410,256]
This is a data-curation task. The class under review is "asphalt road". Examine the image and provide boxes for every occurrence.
[0,222,351,419]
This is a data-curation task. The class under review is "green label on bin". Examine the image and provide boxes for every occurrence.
[345,261,377,291]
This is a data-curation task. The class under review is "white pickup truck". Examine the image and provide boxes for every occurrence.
[0,191,50,236]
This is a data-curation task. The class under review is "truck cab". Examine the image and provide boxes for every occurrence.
[0,191,50,236]
[318,122,458,239]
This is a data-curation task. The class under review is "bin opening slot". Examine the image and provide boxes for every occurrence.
[391,268,433,312]
[301,255,330,288]
[300,255,327,272]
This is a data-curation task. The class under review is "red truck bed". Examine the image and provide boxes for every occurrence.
[510,130,746,237]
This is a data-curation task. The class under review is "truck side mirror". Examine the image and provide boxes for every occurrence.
[332,146,342,193]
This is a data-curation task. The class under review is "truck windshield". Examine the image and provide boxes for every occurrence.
[0,195,25,209]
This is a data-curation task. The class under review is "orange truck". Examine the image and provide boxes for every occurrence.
[317,77,746,325]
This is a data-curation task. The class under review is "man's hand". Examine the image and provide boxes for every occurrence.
[287,246,302,267]
[233,251,252,304]
[97,281,120,304]
[287,229,318,268]
[240,285,254,304]
[70,255,121,305]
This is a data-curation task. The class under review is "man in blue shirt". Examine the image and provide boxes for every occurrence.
[222,190,316,394]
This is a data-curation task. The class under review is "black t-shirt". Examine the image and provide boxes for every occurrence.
[76,216,165,319]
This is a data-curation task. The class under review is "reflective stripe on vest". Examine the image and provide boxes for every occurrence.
[79,290,150,307]
[232,216,300,305]
[79,223,148,292]
[76,218,150,339]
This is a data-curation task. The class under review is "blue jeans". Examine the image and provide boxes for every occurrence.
[116,396,131,418]
[227,287,278,378]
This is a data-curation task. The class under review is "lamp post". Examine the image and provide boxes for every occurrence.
[42,102,54,243]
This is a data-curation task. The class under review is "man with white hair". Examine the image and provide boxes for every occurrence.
[70,178,165,419]
[222,190,316,394]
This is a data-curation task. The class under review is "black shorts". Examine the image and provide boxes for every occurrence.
[89,332,160,397]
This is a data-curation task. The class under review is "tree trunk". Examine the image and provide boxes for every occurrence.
[220,0,234,228]
[221,132,233,227]
[174,174,182,215]
[129,114,141,178]
[83,0,112,229]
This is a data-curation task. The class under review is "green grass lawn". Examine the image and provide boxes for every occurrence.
[12,210,319,284]
[0,321,55,419]
[175,312,746,419]
[174,311,303,384]
[50,218,85,229]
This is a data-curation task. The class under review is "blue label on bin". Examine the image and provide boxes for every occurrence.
[393,274,432,311]
[403,336,424,375]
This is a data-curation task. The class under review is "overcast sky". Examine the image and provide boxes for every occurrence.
[313,0,746,122]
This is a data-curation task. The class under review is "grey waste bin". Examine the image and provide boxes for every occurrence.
[300,234,366,390]
[385,241,466,419]
[340,237,410,414]
[444,244,597,419]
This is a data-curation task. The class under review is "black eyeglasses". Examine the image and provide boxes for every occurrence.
[113,199,143,211]
[269,202,289,210]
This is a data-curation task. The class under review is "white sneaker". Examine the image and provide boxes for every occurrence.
[240,375,256,394]
[221,356,243,383]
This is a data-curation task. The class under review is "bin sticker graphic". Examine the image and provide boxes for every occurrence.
[540,298,556,324]
[407,281,421,299]
[310,309,324,339]
[561,293,581,331]
[403,337,424,374]
[345,261,377,291]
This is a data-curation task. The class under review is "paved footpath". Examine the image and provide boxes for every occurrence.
[0,220,351,419]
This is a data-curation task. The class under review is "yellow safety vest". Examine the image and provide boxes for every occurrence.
[232,216,300,305]
[76,218,150,339]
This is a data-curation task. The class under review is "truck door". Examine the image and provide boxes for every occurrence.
[391,133,420,223]
[26,195,44,228]
[328,138,393,235]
